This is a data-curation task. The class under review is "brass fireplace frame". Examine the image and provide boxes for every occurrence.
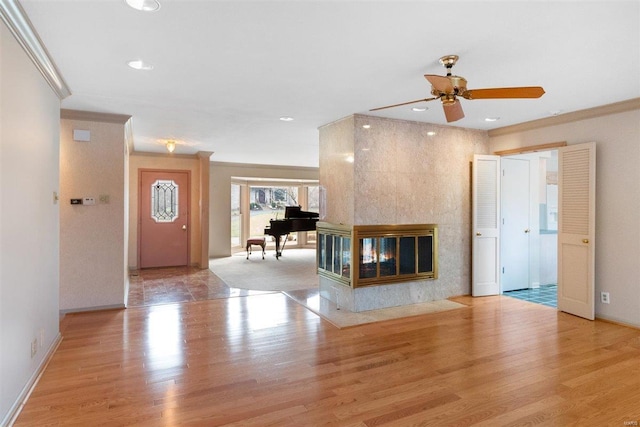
[316,222,438,288]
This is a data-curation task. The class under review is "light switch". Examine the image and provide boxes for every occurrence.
[83,197,96,206]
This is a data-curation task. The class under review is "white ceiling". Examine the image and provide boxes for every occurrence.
[19,0,640,168]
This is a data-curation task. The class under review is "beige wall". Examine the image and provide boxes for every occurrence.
[59,112,129,312]
[209,162,319,258]
[489,102,640,328]
[0,21,61,423]
[128,152,205,269]
[319,114,490,300]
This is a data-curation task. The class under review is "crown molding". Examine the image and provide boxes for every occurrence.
[196,151,214,159]
[130,150,200,160]
[0,0,71,99]
[61,109,131,124]
[489,98,640,137]
[211,160,319,173]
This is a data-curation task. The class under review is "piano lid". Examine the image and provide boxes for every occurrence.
[285,205,319,219]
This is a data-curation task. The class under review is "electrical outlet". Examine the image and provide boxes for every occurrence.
[600,291,610,304]
[31,338,38,358]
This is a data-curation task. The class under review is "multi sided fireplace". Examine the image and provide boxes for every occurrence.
[316,222,438,288]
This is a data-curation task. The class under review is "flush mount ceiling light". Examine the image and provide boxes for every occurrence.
[165,140,176,153]
[484,117,500,122]
[411,106,428,112]
[125,0,161,12]
[427,131,436,136]
[279,116,294,122]
[362,124,371,129]
[127,59,154,70]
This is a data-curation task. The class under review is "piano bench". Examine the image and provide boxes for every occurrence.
[246,237,266,259]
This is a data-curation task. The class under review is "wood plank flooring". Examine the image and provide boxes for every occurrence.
[14,289,640,426]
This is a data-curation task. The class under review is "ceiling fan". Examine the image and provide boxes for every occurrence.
[371,55,545,123]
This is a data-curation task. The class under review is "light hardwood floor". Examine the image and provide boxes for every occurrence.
[14,290,640,426]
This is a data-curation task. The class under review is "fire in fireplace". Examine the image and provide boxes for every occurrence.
[317,223,438,288]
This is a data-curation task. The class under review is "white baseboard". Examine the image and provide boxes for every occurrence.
[2,333,62,427]
[59,303,125,315]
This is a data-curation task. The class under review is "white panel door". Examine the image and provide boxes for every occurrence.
[501,158,531,292]
[472,155,501,296]
[558,142,596,320]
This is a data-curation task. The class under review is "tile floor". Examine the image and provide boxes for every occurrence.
[127,266,270,307]
[503,284,557,308]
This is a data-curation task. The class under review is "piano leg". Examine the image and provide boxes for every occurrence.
[273,235,281,259]
[273,233,289,259]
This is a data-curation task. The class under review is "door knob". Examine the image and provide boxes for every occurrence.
[582,238,589,244]
[182,225,187,230]
[476,232,482,236]
[524,229,530,233]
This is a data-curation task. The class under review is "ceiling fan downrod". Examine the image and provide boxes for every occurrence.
[439,55,459,76]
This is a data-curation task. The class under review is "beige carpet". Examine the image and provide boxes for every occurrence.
[210,248,468,328]
[209,248,319,292]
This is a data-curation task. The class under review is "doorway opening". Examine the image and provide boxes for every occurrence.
[229,178,319,255]
[500,150,558,308]
[473,142,595,319]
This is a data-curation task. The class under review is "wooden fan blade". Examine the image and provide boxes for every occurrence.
[463,86,545,100]
[370,97,438,111]
[443,100,464,122]
[424,74,453,93]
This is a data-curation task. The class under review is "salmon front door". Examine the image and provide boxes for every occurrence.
[139,170,190,268]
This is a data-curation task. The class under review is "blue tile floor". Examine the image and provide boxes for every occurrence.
[503,284,557,308]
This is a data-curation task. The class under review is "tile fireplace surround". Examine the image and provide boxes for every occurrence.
[318,114,489,311]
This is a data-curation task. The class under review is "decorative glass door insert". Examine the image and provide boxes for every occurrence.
[151,179,179,223]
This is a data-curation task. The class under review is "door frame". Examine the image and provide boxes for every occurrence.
[138,168,191,268]
[473,143,596,320]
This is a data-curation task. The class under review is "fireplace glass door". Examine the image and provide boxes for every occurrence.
[317,223,437,288]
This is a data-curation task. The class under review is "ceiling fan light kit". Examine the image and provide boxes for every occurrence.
[371,55,545,123]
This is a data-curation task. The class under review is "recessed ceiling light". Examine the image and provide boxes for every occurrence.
[427,131,436,136]
[549,110,564,116]
[125,0,161,12]
[362,124,371,129]
[127,59,154,70]
[484,117,500,122]
[279,116,294,122]
[412,107,428,112]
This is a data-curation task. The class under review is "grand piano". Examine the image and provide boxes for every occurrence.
[264,206,319,258]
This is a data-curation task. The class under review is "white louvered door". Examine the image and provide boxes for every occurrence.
[472,155,501,296]
[558,142,596,319]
